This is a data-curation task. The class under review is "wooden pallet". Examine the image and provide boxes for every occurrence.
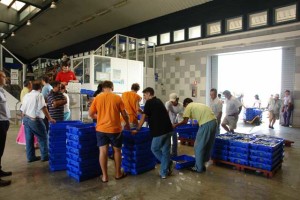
[179,138,195,146]
[284,140,294,147]
[212,159,282,178]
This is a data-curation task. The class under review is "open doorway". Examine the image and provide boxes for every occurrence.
[218,48,282,108]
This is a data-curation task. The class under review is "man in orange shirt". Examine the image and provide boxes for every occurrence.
[122,83,142,127]
[89,81,130,183]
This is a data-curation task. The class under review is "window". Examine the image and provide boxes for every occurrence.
[226,17,243,32]
[188,25,201,39]
[148,36,157,46]
[174,29,185,42]
[207,21,221,36]
[275,4,296,23]
[160,32,170,45]
[249,11,268,28]
[0,0,26,11]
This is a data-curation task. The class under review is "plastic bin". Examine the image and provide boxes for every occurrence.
[171,155,196,170]
[250,139,284,152]
[249,148,283,159]
[228,157,248,165]
[228,151,248,160]
[122,162,156,175]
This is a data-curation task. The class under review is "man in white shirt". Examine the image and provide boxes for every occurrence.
[209,88,223,133]
[0,71,12,187]
[221,90,242,133]
[282,90,293,127]
[165,93,184,157]
[21,81,55,163]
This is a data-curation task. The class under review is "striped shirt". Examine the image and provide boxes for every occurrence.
[47,90,65,121]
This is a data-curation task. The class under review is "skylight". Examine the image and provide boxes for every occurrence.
[0,0,26,11]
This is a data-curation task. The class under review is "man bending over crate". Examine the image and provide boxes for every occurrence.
[132,87,174,179]
[173,98,217,173]
[89,80,130,183]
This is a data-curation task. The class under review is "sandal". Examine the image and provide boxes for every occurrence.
[100,176,108,183]
[115,172,127,180]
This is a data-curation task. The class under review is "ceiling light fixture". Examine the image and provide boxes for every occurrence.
[2,39,5,44]
[27,20,31,26]
[50,1,56,9]
[11,32,15,37]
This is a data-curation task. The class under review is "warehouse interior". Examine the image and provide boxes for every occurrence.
[0,0,300,199]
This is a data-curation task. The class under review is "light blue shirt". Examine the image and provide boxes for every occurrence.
[41,83,53,100]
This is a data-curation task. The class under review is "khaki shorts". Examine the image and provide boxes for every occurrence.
[269,111,279,120]
[222,115,238,130]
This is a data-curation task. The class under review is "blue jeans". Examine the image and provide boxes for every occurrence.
[23,116,49,161]
[283,107,292,126]
[151,131,173,177]
[172,131,178,156]
[194,120,217,172]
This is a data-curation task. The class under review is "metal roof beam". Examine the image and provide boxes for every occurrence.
[16,0,44,9]
[0,5,19,25]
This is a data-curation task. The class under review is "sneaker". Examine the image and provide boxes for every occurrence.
[189,166,198,172]
[168,161,174,176]
[41,157,49,162]
[0,170,12,177]
[161,175,167,179]
[0,179,11,187]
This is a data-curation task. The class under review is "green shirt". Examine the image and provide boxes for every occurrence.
[183,102,216,126]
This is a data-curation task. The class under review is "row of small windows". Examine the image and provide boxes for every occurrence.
[146,4,297,46]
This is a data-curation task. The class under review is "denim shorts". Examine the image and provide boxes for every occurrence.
[96,131,123,148]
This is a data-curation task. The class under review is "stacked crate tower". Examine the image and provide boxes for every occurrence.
[122,127,156,175]
[66,124,101,182]
[49,121,82,171]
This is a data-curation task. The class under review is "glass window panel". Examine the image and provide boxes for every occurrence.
[207,21,221,36]
[83,58,90,83]
[73,59,84,83]
[249,11,268,28]
[174,29,185,42]
[226,17,243,32]
[94,57,111,84]
[275,4,296,23]
[148,36,157,46]
[160,32,170,44]
[188,25,201,39]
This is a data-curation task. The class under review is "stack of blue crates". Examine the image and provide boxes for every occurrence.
[228,135,256,166]
[176,124,199,140]
[249,136,284,171]
[122,127,156,175]
[80,89,95,97]
[244,108,262,121]
[49,121,82,171]
[212,133,284,172]
[66,123,101,182]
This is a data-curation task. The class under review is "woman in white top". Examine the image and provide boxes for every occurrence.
[60,85,70,120]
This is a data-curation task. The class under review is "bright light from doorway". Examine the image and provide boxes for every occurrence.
[218,48,282,108]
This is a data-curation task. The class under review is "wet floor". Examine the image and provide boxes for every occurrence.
[0,121,299,200]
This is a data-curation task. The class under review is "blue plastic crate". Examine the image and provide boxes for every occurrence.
[66,152,98,162]
[67,158,99,168]
[122,127,152,143]
[67,170,100,182]
[250,139,284,152]
[123,141,152,151]
[122,162,156,175]
[49,158,67,165]
[213,143,229,150]
[229,138,253,148]
[66,139,97,149]
[49,139,66,146]
[228,151,248,160]
[212,149,228,156]
[175,124,198,134]
[66,132,96,142]
[248,159,282,171]
[67,164,100,175]
[171,155,196,170]
[122,148,152,157]
[50,164,67,172]
[66,146,98,155]
[122,153,155,163]
[50,121,82,130]
[67,126,96,136]
[229,146,249,154]
[122,158,156,169]
[49,153,66,160]
[228,157,248,166]
[211,154,228,161]
[49,146,67,154]
[249,148,283,159]
[249,153,283,165]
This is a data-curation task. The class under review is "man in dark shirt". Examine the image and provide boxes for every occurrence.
[132,87,174,179]
[47,81,66,121]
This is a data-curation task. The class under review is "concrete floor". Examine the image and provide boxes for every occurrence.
[0,120,299,200]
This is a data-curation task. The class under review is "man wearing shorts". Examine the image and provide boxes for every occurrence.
[89,81,130,183]
[221,90,242,133]
[268,94,282,129]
